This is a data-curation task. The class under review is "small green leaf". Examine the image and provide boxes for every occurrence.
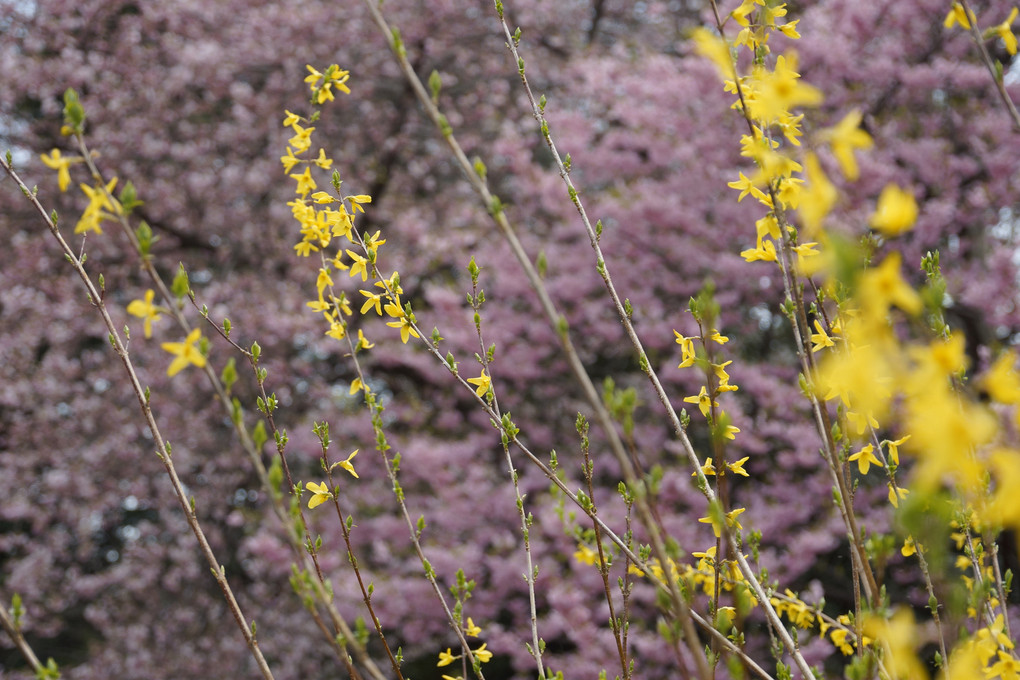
[221,357,237,394]
[171,264,190,299]
[428,70,442,103]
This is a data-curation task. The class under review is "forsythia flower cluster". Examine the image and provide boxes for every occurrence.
[39,144,210,377]
[282,65,420,352]
[435,617,493,679]
[692,0,1020,669]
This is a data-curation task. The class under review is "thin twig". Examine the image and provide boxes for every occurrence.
[2,154,276,680]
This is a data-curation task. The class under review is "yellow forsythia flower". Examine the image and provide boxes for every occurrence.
[870,184,918,236]
[160,328,206,377]
[126,289,163,338]
[306,481,332,509]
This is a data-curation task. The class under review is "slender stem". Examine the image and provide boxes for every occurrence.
[0,598,46,675]
[2,155,276,680]
[468,279,547,678]
[358,3,713,676]
[957,0,1020,132]
[71,133,390,680]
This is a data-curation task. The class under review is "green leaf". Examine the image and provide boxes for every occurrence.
[171,264,190,299]
[221,357,237,394]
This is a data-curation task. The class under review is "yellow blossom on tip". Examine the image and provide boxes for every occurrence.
[778,111,805,145]
[331,449,359,478]
[870,184,918,236]
[888,483,909,508]
[991,8,1019,54]
[437,648,457,667]
[727,457,750,477]
[693,458,717,477]
[472,644,493,663]
[904,387,997,491]
[383,296,404,319]
[741,239,777,262]
[288,122,314,154]
[909,333,967,384]
[723,424,740,440]
[684,386,717,418]
[862,610,928,680]
[387,316,420,344]
[347,194,372,213]
[691,27,734,79]
[161,328,206,377]
[740,128,778,159]
[728,171,770,204]
[712,360,733,385]
[819,110,872,181]
[282,110,301,127]
[747,54,823,124]
[816,323,896,417]
[674,330,697,367]
[75,177,121,235]
[983,351,1020,403]
[326,319,346,340]
[467,370,492,397]
[845,409,879,435]
[797,152,837,235]
[574,543,598,565]
[982,448,1020,528]
[126,289,164,339]
[944,2,976,29]
[755,214,781,244]
[377,272,403,296]
[294,240,317,257]
[977,614,1015,653]
[305,481,332,509]
[709,329,729,344]
[314,148,333,169]
[360,290,383,315]
[810,319,835,352]
[792,242,818,270]
[901,535,917,557]
[280,147,300,173]
[848,443,881,475]
[316,267,334,295]
[775,176,804,209]
[346,250,369,281]
[760,2,786,25]
[750,148,803,186]
[830,628,855,655]
[464,618,482,637]
[319,85,341,107]
[40,148,73,191]
[328,207,354,240]
[777,19,800,38]
[357,329,375,350]
[289,167,317,197]
[884,434,910,465]
[730,0,759,27]
[365,230,386,256]
[304,64,324,85]
[858,252,923,317]
[698,507,745,538]
[990,651,1020,680]
[334,293,352,317]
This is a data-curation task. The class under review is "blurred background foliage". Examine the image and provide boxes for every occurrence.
[1,0,1018,677]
